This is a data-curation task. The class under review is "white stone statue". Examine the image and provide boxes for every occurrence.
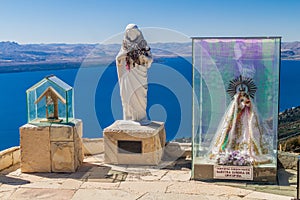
[116,24,153,125]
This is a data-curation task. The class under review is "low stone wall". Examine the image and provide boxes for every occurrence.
[82,138,104,155]
[1,139,191,172]
[278,151,299,170]
[0,146,20,171]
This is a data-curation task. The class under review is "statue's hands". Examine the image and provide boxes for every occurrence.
[138,55,147,66]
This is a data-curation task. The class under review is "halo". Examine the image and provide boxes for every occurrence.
[227,75,257,99]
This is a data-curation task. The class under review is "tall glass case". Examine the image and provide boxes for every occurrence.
[26,75,74,124]
[192,37,280,182]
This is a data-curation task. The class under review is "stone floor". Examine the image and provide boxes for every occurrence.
[0,154,296,200]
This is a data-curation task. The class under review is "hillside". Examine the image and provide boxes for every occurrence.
[0,41,192,68]
[0,41,299,69]
[281,41,300,60]
[279,106,300,140]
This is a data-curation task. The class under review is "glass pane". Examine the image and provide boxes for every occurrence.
[192,37,280,181]
[48,75,72,91]
[26,76,74,124]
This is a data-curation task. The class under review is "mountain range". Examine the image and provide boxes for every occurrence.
[0,41,299,72]
[0,41,192,68]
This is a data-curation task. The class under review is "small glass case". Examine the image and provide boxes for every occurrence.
[26,75,74,124]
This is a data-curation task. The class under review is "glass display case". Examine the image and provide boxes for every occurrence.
[192,37,281,182]
[26,75,74,124]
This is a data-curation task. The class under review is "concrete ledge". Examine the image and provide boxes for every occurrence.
[0,146,20,171]
[163,142,191,160]
[82,138,104,155]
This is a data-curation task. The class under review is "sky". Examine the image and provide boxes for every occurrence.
[0,0,300,44]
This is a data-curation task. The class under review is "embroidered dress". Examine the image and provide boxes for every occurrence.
[208,76,271,166]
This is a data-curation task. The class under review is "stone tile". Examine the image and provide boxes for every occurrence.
[0,183,21,190]
[9,188,75,200]
[72,189,141,200]
[0,187,16,200]
[119,181,171,194]
[20,179,64,189]
[160,170,191,181]
[140,170,168,181]
[60,179,82,190]
[0,174,30,186]
[68,172,90,180]
[80,181,120,189]
[166,181,252,197]
[88,170,127,183]
[16,173,47,182]
[245,191,292,200]
[125,173,142,181]
[139,192,236,200]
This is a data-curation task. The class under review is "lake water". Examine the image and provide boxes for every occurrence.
[0,59,298,150]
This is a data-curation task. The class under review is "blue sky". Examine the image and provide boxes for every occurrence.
[1,0,299,43]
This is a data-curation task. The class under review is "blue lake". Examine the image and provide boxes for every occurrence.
[0,59,299,150]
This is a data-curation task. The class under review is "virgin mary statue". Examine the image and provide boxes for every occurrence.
[207,75,272,166]
[116,24,153,125]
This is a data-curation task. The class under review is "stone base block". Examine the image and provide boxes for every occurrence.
[192,164,277,183]
[20,119,83,173]
[20,125,51,172]
[104,120,166,165]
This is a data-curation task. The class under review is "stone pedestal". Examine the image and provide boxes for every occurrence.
[20,119,83,173]
[103,120,166,165]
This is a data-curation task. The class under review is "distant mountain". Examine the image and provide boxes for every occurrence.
[0,41,97,66]
[0,41,192,68]
[0,41,299,69]
[281,41,300,60]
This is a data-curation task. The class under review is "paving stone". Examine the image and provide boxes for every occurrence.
[0,174,30,186]
[139,192,241,200]
[166,181,252,197]
[140,170,168,181]
[71,189,141,200]
[119,181,171,194]
[60,179,82,190]
[20,179,64,189]
[9,188,75,200]
[244,190,292,200]
[68,172,90,180]
[160,170,191,181]
[0,187,16,200]
[0,153,296,200]
[80,181,120,189]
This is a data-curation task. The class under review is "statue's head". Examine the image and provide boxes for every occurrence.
[237,91,251,110]
[125,24,141,42]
